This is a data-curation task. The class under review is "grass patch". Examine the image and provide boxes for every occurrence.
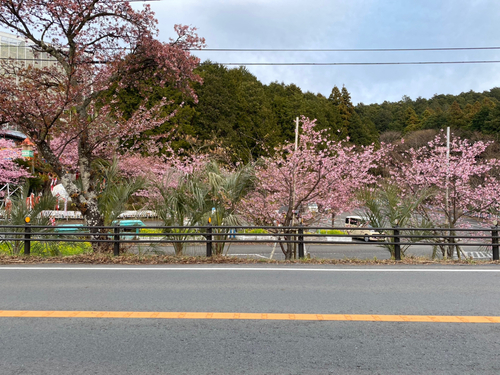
[139,228,163,234]
[0,241,92,257]
[316,229,347,235]
[241,228,269,234]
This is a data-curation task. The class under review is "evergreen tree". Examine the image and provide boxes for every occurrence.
[471,107,491,132]
[483,105,500,134]
[191,63,277,161]
[403,107,422,134]
[447,101,466,129]
[328,86,342,106]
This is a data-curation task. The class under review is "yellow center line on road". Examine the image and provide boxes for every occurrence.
[0,310,499,323]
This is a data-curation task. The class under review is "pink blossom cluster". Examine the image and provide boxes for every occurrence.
[0,138,31,184]
[0,0,206,227]
[390,132,500,226]
[240,117,383,226]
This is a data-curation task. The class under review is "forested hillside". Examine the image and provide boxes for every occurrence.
[119,61,500,161]
[191,62,383,157]
[357,88,500,137]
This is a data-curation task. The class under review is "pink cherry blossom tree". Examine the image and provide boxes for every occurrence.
[0,138,31,185]
[0,0,204,247]
[390,132,500,258]
[240,116,382,259]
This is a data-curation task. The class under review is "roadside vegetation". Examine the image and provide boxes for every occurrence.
[0,241,92,257]
[0,253,498,265]
[1,1,500,262]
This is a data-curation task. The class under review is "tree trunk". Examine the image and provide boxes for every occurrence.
[36,139,108,253]
[448,230,458,259]
[214,233,225,256]
[82,198,109,253]
[173,242,184,256]
[281,212,295,260]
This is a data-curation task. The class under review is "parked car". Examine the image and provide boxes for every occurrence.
[344,215,384,242]
[307,203,319,213]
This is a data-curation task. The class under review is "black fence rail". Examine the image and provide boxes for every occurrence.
[0,224,499,261]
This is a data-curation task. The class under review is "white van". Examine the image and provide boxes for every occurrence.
[344,216,383,242]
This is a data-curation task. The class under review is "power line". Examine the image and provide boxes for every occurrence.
[219,60,500,66]
[195,47,500,52]
[5,45,500,53]
[3,58,500,66]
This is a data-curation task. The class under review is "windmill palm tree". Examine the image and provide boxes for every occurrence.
[203,161,255,255]
[152,161,255,256]
[1,183,56,255]
[152,169,208,256]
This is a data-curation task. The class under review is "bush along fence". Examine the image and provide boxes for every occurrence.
[0,222,499,261]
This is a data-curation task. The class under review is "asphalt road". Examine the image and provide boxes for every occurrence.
[131,241,493,260]
[1,265,500,374]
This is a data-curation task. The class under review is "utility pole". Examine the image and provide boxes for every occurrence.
[290,117,299,258]
[444,126,450,259]
[291,117,299,225]
[295,116,299,151]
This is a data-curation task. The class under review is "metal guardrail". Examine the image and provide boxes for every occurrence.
[0,210,159,220]
[0,224,499,260]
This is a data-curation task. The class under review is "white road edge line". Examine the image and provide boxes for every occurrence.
[231,254,270,259]
[0,267,499,272]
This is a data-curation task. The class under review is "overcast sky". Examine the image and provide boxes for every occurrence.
[141,0,500,105]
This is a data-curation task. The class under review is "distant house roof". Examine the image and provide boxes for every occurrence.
[21,137,34,146]
[1,129,27,141]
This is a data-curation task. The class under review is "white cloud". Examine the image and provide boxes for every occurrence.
[140,0,500,104]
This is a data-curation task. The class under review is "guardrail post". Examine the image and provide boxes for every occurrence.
[24,220,31,256]
[298,225,305,259]
[206,221,213,257]
[113,226,120,256]
[393,225,401,261]
[492,225,499,261]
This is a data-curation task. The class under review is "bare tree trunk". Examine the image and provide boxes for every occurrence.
[173,242,184,256]
[83,200,109,253]
[281,213,295,260]
[214,233,226,255]
[448,229,458,259]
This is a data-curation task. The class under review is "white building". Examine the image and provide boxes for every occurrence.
[1,31,59,139]
[0,31,57,68]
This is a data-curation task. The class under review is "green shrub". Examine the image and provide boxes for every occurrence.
[316,229,347,235]
[241,228,269,234]
[0,240,92,256]
[139,228,163,234]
